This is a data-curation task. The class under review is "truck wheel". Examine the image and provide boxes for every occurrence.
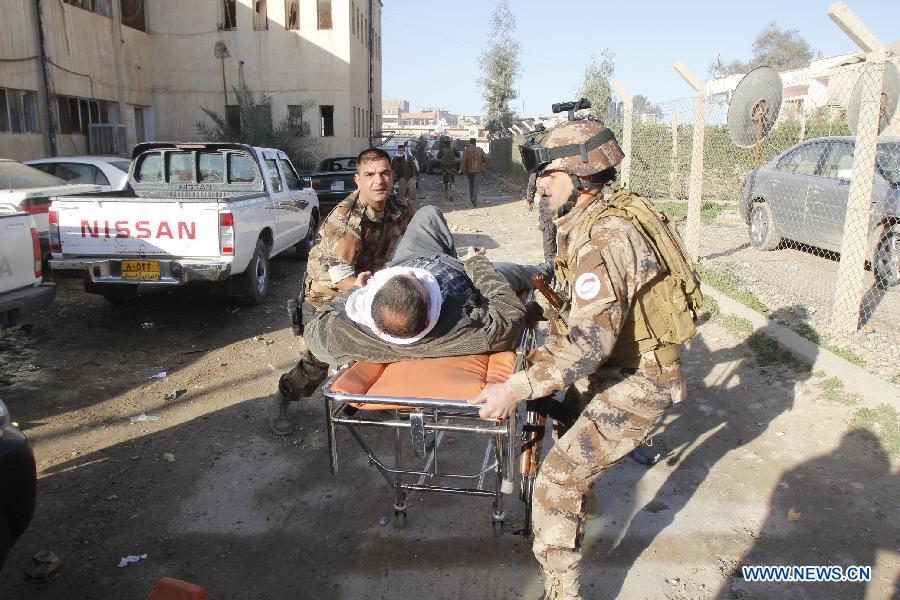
[296,213,319,258]
[242,238,271,304]
[102,285,138,305]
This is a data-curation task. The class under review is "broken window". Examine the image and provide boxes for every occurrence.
[121,0,146,31]
[320,105,334,137]
[285,0,299,29]
[222,0,237,30]
[253,0,268,30]
[317,0,332,30]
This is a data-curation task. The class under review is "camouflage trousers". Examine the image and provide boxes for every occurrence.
[277,337,330,400]
[537,196,558,262]
[532,357,685,575]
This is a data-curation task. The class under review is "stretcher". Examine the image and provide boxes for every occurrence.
[322,326,545,534]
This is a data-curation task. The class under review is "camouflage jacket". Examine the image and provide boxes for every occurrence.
[391,154,418,179]
[460,145,487,173]
[303,191,414,308]
[506,195,662,401]
[304,255,525,365]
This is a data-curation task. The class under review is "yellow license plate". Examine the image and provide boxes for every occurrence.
[121,260,160,281]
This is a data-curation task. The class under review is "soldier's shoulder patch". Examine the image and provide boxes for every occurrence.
[573,262,616,308]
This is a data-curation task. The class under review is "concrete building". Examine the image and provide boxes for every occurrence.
[381,97,407,129]
[0,0,382,163]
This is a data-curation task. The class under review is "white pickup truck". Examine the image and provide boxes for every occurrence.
[0,205,56,328]
[49,143,320,304]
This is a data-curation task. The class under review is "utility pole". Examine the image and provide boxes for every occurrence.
[32,0,57,156]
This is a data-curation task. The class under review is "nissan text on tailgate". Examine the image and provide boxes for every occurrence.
[49,143,319,304]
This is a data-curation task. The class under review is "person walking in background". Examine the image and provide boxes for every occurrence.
[459,137,488,207]
[391,144,419,212]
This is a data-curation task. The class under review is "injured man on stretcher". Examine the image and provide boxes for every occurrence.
[304,205,549,365]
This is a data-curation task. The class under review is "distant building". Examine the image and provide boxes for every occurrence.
[382,97,408,129]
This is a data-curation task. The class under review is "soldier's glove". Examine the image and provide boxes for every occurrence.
[287,298,303,337]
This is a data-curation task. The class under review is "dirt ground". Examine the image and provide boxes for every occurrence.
[0,174,898,599]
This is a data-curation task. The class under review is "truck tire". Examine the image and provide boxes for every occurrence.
[295,212,319,258]
[242,238,271,304]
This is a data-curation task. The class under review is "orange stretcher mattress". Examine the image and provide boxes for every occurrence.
[328,352,517,410]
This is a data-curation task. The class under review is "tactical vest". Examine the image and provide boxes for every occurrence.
[553,189,703,368]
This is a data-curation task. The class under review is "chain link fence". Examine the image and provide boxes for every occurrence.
[488,51,900,381]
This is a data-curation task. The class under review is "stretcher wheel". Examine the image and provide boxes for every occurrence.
[492,519,504,537]
[394,510,407,529]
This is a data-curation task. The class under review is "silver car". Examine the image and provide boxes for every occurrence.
[739,136,900,286]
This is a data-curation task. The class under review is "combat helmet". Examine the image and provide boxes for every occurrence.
[519,98,623,177]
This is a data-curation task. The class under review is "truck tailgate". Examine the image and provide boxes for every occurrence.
[0,213,37,293]
[55,199,222,257]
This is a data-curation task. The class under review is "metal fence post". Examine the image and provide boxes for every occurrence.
[827,2,886,334]
[674,62,706,262]
[612,81,633,188]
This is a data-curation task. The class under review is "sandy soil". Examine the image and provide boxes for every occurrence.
[0,174,897,599]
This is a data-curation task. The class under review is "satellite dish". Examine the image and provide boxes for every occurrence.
[847,61,899,135]
[727,66,783,164]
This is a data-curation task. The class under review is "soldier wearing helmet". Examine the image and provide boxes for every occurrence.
[469,102,701,599]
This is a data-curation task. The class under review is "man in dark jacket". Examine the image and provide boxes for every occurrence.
[304,206,545,365]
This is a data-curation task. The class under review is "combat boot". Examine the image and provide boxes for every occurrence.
[267,389,293,436]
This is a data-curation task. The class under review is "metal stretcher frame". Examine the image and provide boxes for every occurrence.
[322,326,539,532]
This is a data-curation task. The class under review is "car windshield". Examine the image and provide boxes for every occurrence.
[111,160,130,173]
[876,144,900,185]
[0,161,67,189]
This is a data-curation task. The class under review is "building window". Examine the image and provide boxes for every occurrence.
[63,0,112,17]
[320,105,334,137]
[121,0,146,31]
[317,0,332,30]
[287,104,313,136]
[0,89,38,133]
[254,0,268,30]
[133,106,146,142]
[53,95,111,135]
[221,0,237,30]
[351,2,355,36]
[285,0,299,29]
[0,89,40,133]
[225,104,241,133]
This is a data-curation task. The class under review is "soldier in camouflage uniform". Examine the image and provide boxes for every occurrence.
[269,147,414,435]
[470,119,700,599]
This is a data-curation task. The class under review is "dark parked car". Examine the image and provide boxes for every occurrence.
[0,399,36,569]
[739,136,900,286]
[310,156,358,214]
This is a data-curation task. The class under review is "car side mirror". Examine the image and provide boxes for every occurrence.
[301,176,311,189]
